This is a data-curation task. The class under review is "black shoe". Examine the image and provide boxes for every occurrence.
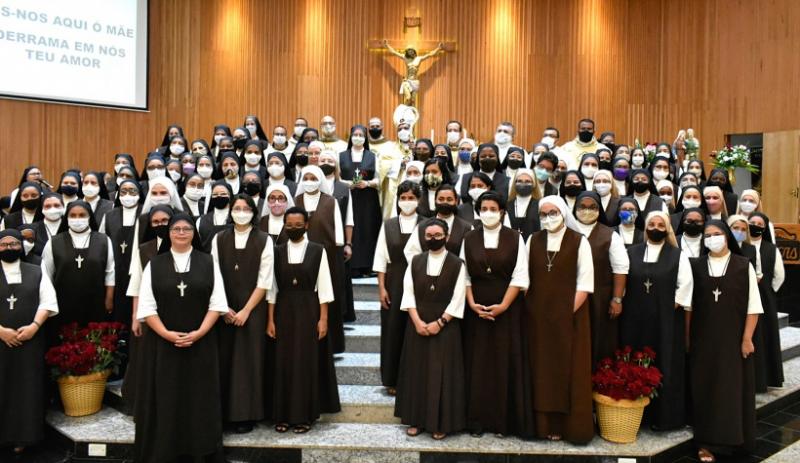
[234,423,253,434]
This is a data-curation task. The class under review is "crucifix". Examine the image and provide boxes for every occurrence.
[177,280,187,298]
[120,241,128,254]
[75,254,84,269]
[713,287,722,303]
[644,279,653,294]
[7,294,17,310]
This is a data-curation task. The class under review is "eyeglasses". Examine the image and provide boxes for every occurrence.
[119,189,138,196]
[170,227,194,234]
[424,233,446,240]
[538,211,561,219]
[268,197,287,204]
[0,242,22,250]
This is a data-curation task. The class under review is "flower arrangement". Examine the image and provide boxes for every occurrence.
[592,346,663,401]
[634,138,659,164]
[711,144,759,174]
[45,322,126,379]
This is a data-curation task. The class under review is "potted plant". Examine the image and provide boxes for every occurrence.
[591,346,663,443]
[710,144,758,189]
[45,322,126,417]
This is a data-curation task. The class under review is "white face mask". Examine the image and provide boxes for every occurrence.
[541,136,556,149]
[405,175,422,184]
[197,166,213,179]
[23,240,34,255]
[653,169,669,181]
[184,187,204,201]
[245,153,262,166]
[303,179,321,193]
[68,217,90,233]
[494,132,511,145]
[479,210,501,228]
[594,183,611,196]
[704,235,727,253]
[398,129,412,142]
[739,201,757,213]
[398,200,418,215]
[194,147,208,156]
[114,163,126,174]
[148,168,165,179]
[82,184,100,198]
[682,198,701,209]
[540,215,564,232]
[168,170,181,182]
[150,195,171,206]
[468,187,487,202]
[169,144,184,155]
[231,211,254,225]
[273,135,287,146]
[446,131,460,144]
[580,166,597,179]
[351,135,365,147]
[632,156,645,167]
[43,207,64,221]
[688,168,702,176]
[120,195,139,208]
[660,194,674,204]
[294,126,306,137]
[267,165,285,178]
[246,125,257,135]
[322,124,336,136]
[214,135,224,144]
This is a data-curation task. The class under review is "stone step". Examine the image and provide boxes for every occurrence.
[352,301,380,325]
[352,278,378,302]
[342,324,380,353]
[335,352,381,386]
[779,311,790,329]
[780,326,800,361]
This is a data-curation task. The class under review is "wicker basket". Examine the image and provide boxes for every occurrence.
[593,392,650,443]
[57,370,110,417]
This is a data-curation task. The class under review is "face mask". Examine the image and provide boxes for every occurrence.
[541,136,556,149]
[683,222,704,237]
[68,217,90,233]
[169,170,182,182]
[444,131,460,145]
[197,166,213,179]
[632,182,650,194]
[214,135,224,144]
[656,152,671,160]
[480,158,498,172]
[60,185,78,197]
[534,167,550,182]
[153,225,169,240]
[599,160,612,171]
[120,195,139,208]
[578,131,593,143]
[169,144,184,155]
[0,248,22,263]
[368,127,382,139]
[43,208,64,221]
[232,211,254,225]
[507,158,524,170]
[540,215,564,232]
[632,156,645,167]
[613,168,629,181]
[210,196,230,209]
[732,230,747,243]
[23,240,34,255]
[225,168,238,179]
[194,147,208,156]
[480,210,501,228]
[286,227,306,241]
[468,188,487,202]
[150,195,172,206]
[458,150,471,163]
[233,138,247,150]
[425,174,443,188]
[270,202,288,216]
[294,126,306,137]
[244,182,262,196]
[705,198,720,210]
[653,169,669,181]
[647,228,667,242]
[398,200,418,215]
[681,198,700,209]
[114,163,126,174]
[494,132,511,145]
[319,164,336,176]
[398,129,412,142]
[303,179,321,193]
[564,184,582,197]
[688,168,702,176]
[148,168,165,179]
[272,135,287,146]
[295,155,309,167]
[426,237,447,251]
[182,163,196,175]
[406,175,422,184]
[660,194,674,204]
[21,198,41,210]
[580,166,597,179]
[435,203,457,217]
[704,235,727,253]
[244,153,261,166]
[595,183,611,196]
[246,125,257,135]
[749,224,765,238]
[515,183,533,197]
[351,135,365,147]
[576,209,599,224]
[619,210,637,225]
[184,187,204,201]
[322,124,336,136]
[739,201,757,213]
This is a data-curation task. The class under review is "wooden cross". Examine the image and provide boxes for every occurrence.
[713,287,722,302]
[177,280,187,298]
[644,279,653,294]
[75,255,84,269]
[120,241,128,254]
[7,294,17,311]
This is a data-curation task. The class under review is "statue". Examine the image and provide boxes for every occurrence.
[381,39,445,107]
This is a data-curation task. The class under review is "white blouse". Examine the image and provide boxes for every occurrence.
[575,222,630,274]
[751,238,785,292]
[2,260,59,315]
[41,229,115,286]
[634,191,669,213]
[464,226,529,290]
[680,234,702,258]
[126,237,162,298]
[525,226,595,293]
[43,219,61,238]
[706,251,763,314]
[266,236,334,304]
[372,214,418,273]
[617,224,636,245]
[643,242,694,309]
[210,227,274,291]
[266,214,284,236]
[136,248,229,320]
[615,180,627,196]
[399,249,466,318]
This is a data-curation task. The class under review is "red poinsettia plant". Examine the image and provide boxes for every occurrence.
[592,345,663,401]
[45,322,126,378]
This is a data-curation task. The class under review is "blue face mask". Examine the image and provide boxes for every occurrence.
[732,230,747,243]
[619,210,637,225]
[458,150,471,163]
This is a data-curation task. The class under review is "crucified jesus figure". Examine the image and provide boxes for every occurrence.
[382,39,445,107]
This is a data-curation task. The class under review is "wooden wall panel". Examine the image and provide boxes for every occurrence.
[1,0,799,192]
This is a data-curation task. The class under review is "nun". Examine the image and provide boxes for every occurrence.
[0,229,58,455]
[628,169,668,215]
[259,184,294,242]
[134,213,228,463]
[614,197,645,248]
[81,172,114,225]
[1,182,43,231]
[675,207,707,260]
[197,181,233,252]
[403,184,473,261]
[524,195,594,444]
[506,169,541,241]
[456,143,509,203]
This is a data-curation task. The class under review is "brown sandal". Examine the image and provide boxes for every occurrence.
[432,432,447,440]
[546,434,562,441]
[293,423,311,434]
[406,426,422,437]
[274,423,289,433]
[698,448,715,463]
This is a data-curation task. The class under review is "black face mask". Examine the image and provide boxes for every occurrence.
[749,224,765,238]
[319,164,335,176]
[243,182,262,196]
[578,131,594,143]
[0,248,22,263]
[507,158,524,170]
[210,196,230,210]
[61,185,78,197]
[604,143,618,154]
[426,237,447,251]
[153,225,169,240]
[233,138,247,150]
[647,228,667,242]
[435,203,458,217]
[416,152,431,162]
[480,158,498,171]
[599,160,613,171]
[295,155,309,167]
[683,222,704,237]
[632,181,650,194]
[285,227,305,241]
[515,184,534,197]
[368,128,382,139]
[21,198,41,210]
[564,184,583,197]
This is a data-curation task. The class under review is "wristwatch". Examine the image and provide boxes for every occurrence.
[612,297,623,304]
